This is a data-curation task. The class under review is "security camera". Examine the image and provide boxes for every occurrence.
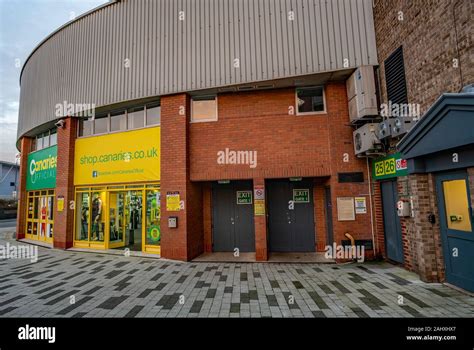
[55,119,65,128]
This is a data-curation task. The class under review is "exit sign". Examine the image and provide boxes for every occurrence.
[236,191,253,205]
[293,189,309,203]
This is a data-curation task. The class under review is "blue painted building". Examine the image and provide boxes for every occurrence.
[0,161,19,199]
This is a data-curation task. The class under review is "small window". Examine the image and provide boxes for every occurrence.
[110,111,127,132]
[43,132,50,148]
[50,130,57,146]
[94,115,109,134]
[146,104,161,126]
[31,138,37,152]
[128,107,145,129]
[79,118,93,137]
[296,87,325,114]
[191,96,217,122]
[36,135,43,150]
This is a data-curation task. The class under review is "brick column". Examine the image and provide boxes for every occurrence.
[16,137,32,240]
[53,117,77,249]
[399,173,444,282]
[253,178,268,261]
[160,94,203,261]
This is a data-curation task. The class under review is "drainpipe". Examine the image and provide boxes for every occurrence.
[344,232,356,262]
[367,157,377,258]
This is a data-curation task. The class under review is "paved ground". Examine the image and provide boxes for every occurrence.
[0,219,16,229]
[0,233,473,318]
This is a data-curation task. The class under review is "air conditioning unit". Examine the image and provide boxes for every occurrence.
[377,119,394,140]
[353,123,382,156]
[346,66,378,122]
[391,117,415,138]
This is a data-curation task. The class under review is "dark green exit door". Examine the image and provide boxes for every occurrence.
[267,179,315,252]
[212,181,255,252]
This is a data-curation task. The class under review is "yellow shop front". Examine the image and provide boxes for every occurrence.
[73,127,161,255]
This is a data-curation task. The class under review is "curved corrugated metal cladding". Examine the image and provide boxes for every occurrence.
[18,0,377,140]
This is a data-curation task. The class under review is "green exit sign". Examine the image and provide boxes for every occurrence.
[236,191,253,205]
[293,189,309,203]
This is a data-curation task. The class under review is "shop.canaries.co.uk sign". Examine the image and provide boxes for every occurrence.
[26,145,57,190]
[74,127,160,185]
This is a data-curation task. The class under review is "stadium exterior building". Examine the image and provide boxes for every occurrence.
[16,0,474,294]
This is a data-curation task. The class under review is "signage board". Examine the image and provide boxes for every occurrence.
[26,145,57,191]
[372,152,408,180]
[74,127,160,185]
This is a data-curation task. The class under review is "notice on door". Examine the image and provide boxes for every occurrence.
[293,189,309,203]
[237,191,253,205]
[254,199,265,216]
[337,197,355,221]
[354,197,367,214]
[166,192,180,211]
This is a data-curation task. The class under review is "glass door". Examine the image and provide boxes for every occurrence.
[144,189,161,254]
[125,191,143,251]
[109,191,126,248]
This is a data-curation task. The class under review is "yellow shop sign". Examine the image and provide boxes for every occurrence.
[74,127,160,185]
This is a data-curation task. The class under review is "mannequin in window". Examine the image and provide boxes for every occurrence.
[81,205,88,240]
[91,193,102,241]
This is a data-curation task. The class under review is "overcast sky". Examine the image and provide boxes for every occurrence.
[0,0,107,163]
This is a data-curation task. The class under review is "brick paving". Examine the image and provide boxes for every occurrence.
[0,235,473,318]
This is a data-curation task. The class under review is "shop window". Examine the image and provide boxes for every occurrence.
[90,192,105,241]
[94,115,109,134]
[146,104,161,126]
[110,111,127,132]
[25,190,54,243]
[76,193,90,241]
[191,96,217,122]
[296,86,325,114]
[79,118,93,137]
[109,192,125,243]
[128,107,145,129]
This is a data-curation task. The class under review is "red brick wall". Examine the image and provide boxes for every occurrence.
[160,94,204,261]
[16,137,32,240]
[190,83,376,258]
[253,178,268,260]
[53,117,77,249]
[313,181,328,252]
[189,87,331,181]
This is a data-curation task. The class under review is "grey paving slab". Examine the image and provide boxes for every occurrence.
[0,235,473,318]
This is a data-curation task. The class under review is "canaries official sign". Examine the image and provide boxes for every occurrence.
[26,145,57,190]
[74,127,160,185]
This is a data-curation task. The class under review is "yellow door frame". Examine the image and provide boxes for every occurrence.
[25,190,54,244]
[73,183,160,255]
